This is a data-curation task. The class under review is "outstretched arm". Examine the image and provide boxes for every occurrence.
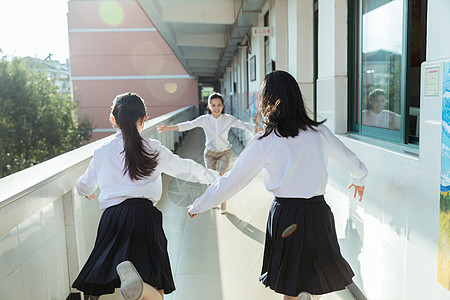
[174,116,204,132]
[323,126,368,186]
[321,126,367,201]
[157,123,179,133]
[157,143,219,184]
[76,155,98,197]
[188,134,265,215]
[231,116,256,133]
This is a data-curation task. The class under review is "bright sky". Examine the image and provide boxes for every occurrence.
[0,0,69,62]
[362,0,403,54]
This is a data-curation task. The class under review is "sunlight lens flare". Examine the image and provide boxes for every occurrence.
[164,82,178,94]
[146,79,188,102]
[99,1,124,27]
[281,224,298,238]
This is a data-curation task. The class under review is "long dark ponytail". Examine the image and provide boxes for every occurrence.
[111,92,158,180]
[256,70,326,139]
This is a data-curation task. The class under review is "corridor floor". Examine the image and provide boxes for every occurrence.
[101,128,357,300]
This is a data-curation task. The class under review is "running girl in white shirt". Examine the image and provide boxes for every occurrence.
[188,71,368,300]
[157,92,255,213]
[72,92,219,300]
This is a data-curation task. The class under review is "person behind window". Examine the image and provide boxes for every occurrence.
[362,89,401,130]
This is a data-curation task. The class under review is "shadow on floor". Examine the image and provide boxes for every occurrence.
[224,211,265,245]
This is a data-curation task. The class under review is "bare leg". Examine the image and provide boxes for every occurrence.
[142,283,162,300]
[283,296,296,300]
[218,171,227,213]
[117,261,162,300]
[216,148,232,215]
[296,292,322,300]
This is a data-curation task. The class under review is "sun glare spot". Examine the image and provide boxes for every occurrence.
[99,1,124,27]
[164,82,178,94]
[281,224,298,238]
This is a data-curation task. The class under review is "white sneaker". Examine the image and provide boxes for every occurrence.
[219,208,227,214]
[298,291,315,300]
[116,261,144,300]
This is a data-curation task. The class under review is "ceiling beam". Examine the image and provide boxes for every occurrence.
[176,34,226,48]
[187,59,220,68]
[161,2,235,25]
[182,47,222,60]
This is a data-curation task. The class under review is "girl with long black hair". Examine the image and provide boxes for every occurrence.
[157,92,255,213]
[188,70,368,300]
[72,92,219,300]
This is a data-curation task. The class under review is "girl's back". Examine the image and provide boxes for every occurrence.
[188,123,367,214]
[78,132,219,210]
[252,124,365,199]
[88,134,164,207]
[258,125,329,197]
[188,71,367,299]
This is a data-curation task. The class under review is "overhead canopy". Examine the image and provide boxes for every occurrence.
[137,0,266,86]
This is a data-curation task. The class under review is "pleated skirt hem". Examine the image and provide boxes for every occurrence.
[259,195,354,297]
[72,198,175,296]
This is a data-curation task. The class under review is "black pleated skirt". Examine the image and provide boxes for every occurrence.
[72,198,175,296]
[259,195,354,297]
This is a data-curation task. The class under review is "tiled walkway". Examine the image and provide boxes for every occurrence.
[101,128,357,300]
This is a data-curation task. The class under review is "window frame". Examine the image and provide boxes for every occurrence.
[348,0,415,146]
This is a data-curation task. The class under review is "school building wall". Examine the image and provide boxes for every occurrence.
[67,0,198,141]
[220,0,449,299]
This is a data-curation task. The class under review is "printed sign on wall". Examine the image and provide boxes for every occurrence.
[439,62,450,291]
[248,91,259,126]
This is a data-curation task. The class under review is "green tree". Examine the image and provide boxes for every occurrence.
[0,56,92,178]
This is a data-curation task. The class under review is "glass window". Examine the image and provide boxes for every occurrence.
[349,0,426,145]
[361,0,403,131]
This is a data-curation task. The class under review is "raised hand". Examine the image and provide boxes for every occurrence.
[347,184,365,202]
[157,123,168,133]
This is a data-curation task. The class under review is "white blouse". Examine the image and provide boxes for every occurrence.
[189,124,368,214]
[177,114,254,152]
[362,109,401,129]
[76,131,220,210]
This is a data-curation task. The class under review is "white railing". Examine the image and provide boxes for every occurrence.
[0,105,197,299]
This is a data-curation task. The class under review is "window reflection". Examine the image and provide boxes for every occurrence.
[361,0,404,131]
[362,89,400,130]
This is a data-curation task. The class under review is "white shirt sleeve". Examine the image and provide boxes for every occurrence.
[189,134,265,214]
[76,155,98,196]
[177,115,204,132]
[323,127,368,186]
[157,143,220,184]
[230,115,255,133]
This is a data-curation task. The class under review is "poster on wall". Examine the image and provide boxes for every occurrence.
[248,91,259,125]
[439,62,450,291]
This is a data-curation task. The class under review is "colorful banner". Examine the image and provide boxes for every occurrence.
[248,91,259,125]
[439,62,450,290]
